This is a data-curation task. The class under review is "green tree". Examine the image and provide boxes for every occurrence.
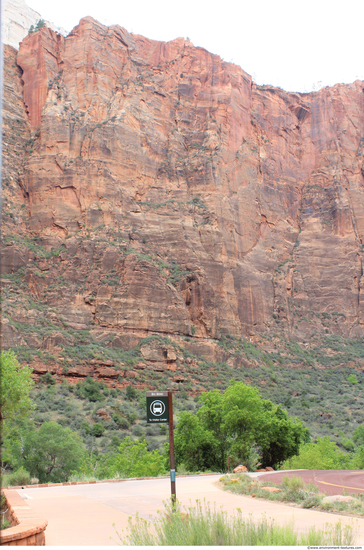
[35,19,46,30]
[174,412,218,471]
[174,381,307,471]
[3,420,88,483]
[108,437,165,478]
[29,19,46,33]
[220,383,268,464]
[255,403,309,467]
[0,351,34,426]
[2,418,36,472]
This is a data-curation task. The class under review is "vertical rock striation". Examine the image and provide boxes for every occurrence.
[2,17,364,355]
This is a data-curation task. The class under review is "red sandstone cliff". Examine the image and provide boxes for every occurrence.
[1,18,364,378]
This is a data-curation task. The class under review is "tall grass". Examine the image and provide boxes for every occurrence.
[117,499,356,546]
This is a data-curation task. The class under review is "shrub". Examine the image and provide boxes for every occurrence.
[7,467,31,486]
[126,385,138,401]
[92,423,105,437]
[108,437,165,478]
[112,414,129,430]
[77,377,103,401]
[132,425,144,437]
[127,412,138,425]
[43,372,56,385]
[282,437,352,470]
[347,374,358,384]
[302,494,322,508]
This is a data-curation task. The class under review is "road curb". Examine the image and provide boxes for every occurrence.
[2,472,223,491]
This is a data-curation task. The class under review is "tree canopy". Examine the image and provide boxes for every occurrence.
[0,351,34,425]
[174,381,308,471]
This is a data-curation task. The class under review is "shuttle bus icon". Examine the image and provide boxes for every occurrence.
[150,400,165,416]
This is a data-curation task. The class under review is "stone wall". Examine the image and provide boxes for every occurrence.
[0,490,47,546]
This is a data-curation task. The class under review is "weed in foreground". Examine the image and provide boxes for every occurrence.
[115,499,356,546]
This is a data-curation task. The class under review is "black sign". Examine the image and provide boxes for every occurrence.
[146,391,169,423]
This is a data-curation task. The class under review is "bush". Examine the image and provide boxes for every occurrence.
[127,412,138,425]
[282,437,352,470]
[132,425,144,437]
[7,467,31,486]
[302,494,322,508]
[43,372,56,385]
[126,385,138,401]
[81,421,92,434]
[112,414,129,430]
[92,423,105,437]
[347,374,358,384]
[108,437,165,478]
[77,377,103,402]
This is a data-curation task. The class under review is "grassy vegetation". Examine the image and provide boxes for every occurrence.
[219,473,364,517]
[117,499,357,546]
[1,326,363,445]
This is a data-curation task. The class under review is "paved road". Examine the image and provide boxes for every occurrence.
[18,474,364,546]
[258,469,364,495]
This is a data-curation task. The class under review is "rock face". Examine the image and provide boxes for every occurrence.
[1,17,364,383]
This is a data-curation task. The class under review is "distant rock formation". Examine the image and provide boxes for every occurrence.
[2,0,66,49]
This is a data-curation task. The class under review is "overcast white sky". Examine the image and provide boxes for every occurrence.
[24,0,363,93]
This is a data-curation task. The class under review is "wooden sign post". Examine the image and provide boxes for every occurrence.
[146,390,176,506]
[168,391,176,507]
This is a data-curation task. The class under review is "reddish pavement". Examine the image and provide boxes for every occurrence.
[258,469,364,495]
[17,474,364,546]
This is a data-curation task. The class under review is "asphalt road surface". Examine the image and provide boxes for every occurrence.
[258,469,364,495]
[17,473,364,546]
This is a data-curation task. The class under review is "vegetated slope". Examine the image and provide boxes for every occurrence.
[28,367,364,459]
[1,19,364,440]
